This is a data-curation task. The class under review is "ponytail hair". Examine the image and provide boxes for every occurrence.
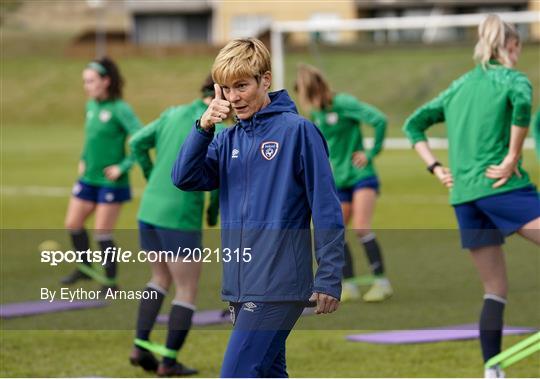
[295,63,333,111]
[87,56,124,100]
[473,14,520,69]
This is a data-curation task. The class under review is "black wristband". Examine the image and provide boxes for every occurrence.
[427,161,442,174]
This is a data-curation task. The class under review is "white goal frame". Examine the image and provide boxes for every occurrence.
[270,10,540,90]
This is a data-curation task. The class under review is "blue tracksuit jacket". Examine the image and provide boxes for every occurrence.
[172,90,344,302]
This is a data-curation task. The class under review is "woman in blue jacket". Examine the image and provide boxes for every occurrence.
[172,38,344,378]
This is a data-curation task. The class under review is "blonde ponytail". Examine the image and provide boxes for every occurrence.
[473,14,520,69]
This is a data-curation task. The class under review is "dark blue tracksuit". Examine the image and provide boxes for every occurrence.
[172,90,344,377]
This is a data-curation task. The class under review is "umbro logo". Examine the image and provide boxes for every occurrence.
[232,149,239,159]
[242,302,257,312]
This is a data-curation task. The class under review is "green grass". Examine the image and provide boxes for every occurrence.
[1,31,539,377]
[2,31,539,134]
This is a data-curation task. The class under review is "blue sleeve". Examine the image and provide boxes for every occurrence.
[300,122,345,300]
[171,122,220,191]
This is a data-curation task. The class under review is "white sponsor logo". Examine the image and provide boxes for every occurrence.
[242,302,257,312]
[104,192,114,202]
[232,149,239,159]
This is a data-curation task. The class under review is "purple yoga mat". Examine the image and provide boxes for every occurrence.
[1,300,108,319]
[347,324,537,344]
[158,307,315,326]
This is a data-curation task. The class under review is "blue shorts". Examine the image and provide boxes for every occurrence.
[454,186,540,249]
[337,176,380,203]
[221,301,305,378]
[72,180,131,204]
[138,220,201,257]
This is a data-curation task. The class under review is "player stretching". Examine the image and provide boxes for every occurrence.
[129,75,220,377]
[404,15,540,378]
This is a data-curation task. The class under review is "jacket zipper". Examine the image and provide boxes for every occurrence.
[237,119,255,302]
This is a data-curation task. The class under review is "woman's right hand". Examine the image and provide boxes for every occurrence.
[78,161,85,176]
[352,151,368,168]
[200,84,231,130]
[433,165,453,188]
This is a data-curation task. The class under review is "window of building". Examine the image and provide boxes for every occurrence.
[230,14,272,39]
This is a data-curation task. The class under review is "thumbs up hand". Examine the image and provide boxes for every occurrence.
[214,83,223,101]
[200,83,231,130]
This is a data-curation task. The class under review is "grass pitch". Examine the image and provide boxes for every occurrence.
[1,31,539,377]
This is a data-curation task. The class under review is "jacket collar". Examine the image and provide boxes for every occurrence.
[237,90,298,134]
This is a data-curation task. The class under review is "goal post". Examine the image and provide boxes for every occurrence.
[270,10,540,90]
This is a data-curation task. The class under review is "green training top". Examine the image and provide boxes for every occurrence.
[80,99,142,188]
[130,98,219,230]
[403,61,533,205]
[310,93,387,189]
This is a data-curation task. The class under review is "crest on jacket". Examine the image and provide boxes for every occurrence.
[260,141,279,161]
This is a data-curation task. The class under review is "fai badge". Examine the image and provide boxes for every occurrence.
[99,110,112,122]
[260,141,279,161]
[326,112,338,125]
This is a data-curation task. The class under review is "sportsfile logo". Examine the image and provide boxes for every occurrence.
[232,148,239,159]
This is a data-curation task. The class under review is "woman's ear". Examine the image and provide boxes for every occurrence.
[102,76,111,90]
[261,71,272,90]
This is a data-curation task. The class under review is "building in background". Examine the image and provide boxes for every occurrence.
[126,0,213,45]
[356,0,531,42]
[127,0,537,45]
[126,0,356,45]
[5,0,540,46]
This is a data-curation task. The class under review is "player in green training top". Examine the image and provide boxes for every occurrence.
[295,64,392,303]
[403,15,539,378]
[128,75,220,377]
[61,57,142,290]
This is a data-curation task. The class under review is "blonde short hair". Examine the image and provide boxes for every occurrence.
[474,14,520,69]
[212,38,271,85]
